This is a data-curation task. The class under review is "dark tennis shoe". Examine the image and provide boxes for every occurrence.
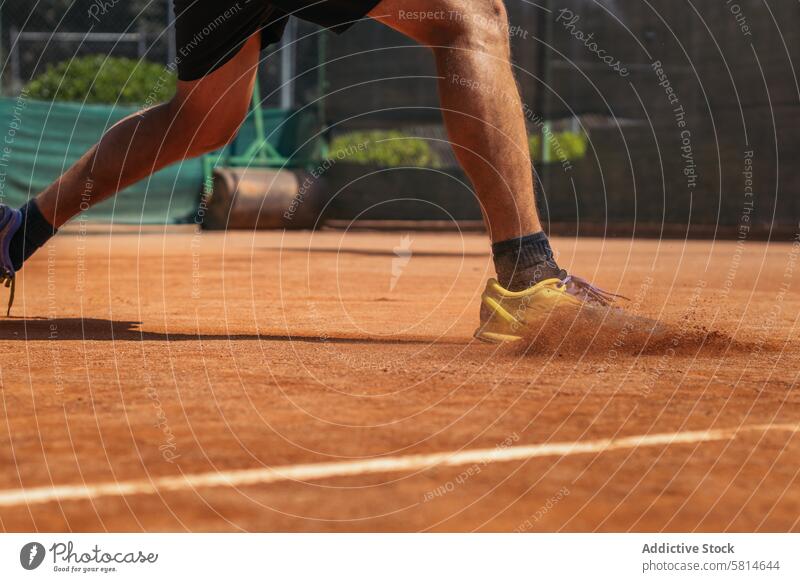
[0,204,22,316]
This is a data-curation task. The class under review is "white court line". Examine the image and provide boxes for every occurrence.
[0,423,797,508]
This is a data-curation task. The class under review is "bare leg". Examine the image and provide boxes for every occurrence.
[36,34,263,228]
[370,0,541,242]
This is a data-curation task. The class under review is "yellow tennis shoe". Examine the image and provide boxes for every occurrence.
[474,274,623,343]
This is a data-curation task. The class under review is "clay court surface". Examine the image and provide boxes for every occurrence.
[0,227,798,532]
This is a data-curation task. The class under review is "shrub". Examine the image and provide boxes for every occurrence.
[529,130,589,163]
[328,130,440,167]
[25,56,176,106]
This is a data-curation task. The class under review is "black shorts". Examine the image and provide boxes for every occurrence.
[173,0,382,81]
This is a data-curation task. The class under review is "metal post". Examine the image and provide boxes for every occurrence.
[279,18,296,110]
[0,8,4,95]
[540,0,553,165]
[569,4,579,134]
[251,75,267,161]
[137,31,146,59]
[167,0,177,65]
[318,31,327,117]
[317,30,329,158]
[10,26,19,93]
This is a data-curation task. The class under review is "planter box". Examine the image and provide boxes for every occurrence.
[322,163,482,223]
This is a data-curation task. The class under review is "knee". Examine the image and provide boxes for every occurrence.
[422,1,510,54]
[168,95,249,158]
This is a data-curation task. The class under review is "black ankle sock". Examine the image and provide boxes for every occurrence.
[492,231,563,291]
[9,200,57,271]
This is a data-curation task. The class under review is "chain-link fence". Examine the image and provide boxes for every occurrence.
[0,0,326,224]
[0,0,323,109]
[2,0,169,93]
[1,1,798,233]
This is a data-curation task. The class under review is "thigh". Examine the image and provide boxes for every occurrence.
[172,33,261,131]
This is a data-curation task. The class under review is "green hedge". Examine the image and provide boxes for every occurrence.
[529,130,589,163]
[328,130,440,168]
[25,56,176,105]
[329,129,586,168]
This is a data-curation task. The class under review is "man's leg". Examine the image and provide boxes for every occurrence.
[38,38,260,228]
[3,33,262,275]
[369,0,560,290]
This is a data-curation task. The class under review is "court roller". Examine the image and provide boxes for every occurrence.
[203,167,325,231]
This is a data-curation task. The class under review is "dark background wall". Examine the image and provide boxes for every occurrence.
[3,1,797,234]
[307,0,800,235]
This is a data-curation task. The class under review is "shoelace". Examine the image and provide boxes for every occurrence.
[557,274,628,306]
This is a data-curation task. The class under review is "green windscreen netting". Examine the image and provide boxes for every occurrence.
[0,96,203,223]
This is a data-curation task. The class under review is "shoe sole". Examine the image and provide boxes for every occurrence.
[473,330,523,344]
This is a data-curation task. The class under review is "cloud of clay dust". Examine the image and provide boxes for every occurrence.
[507,305,756,359]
